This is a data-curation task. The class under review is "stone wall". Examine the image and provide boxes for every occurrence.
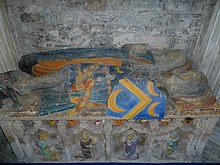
[5,0,216,58]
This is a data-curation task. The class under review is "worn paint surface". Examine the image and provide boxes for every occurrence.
[107,78,166,120]
[11,47,219,119]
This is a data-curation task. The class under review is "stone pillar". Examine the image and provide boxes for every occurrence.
[193,1,220,102]
[57,121,71,162]
[146,120,159,161]
[0,121,27,162]
[0,0,20,73]
[103,120,112,161]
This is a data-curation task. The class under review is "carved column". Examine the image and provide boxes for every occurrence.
[194,118,218,156]
[0,0,20,73]
[0,121,27,162]
[103,120,112,161]
[193,0,220,101]
[185,118,218,161]
[146,120,159,161]
[57,121,71,161]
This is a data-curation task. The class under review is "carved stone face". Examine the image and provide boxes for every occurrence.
[126,130,135,141]
[38,131,49,141]
[169,130,178,140]
[82,132,89,141]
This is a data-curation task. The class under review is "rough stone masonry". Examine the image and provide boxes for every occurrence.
[5,0,216,58]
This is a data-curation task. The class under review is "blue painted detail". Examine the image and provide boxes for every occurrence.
[39,94,76,116]
[34,47,157,117]
[29,47,155,63]
[106,78,166,120]
[90,80,108,104]
[39,65,77,116]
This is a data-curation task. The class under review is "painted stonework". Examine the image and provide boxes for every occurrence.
[10,46,218,119]
[0,45,219,163]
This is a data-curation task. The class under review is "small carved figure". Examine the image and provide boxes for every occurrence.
[163,130,179,158]
[76,131,96,160]
[122,130,139,160]
[37,131,60,161]
[153,130,179,159]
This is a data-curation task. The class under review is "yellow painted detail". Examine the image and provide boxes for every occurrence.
[119,78,152,120]
[47,120,56,125]
[115,67,124,73]
[108,88,126,113]
[114,119,124,126]
[120,79,152,101]
[66,108,78,117]
[147,81,159,96]
[70,97,81,104]
[67,120,78,126]
[70,91,106,110]
[32,58,123,76]
[123,101,150,120]
[148,102,160,117]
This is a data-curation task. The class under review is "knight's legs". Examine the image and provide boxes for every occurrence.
[12,65,72,95]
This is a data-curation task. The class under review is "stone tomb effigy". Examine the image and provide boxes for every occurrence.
[0,45,219,162]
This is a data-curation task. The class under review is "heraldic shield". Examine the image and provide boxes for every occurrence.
[106,78,166,120]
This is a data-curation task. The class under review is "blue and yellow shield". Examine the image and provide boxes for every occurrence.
[106,78,166,120]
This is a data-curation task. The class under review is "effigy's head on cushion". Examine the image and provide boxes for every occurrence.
[12,46,216,119]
